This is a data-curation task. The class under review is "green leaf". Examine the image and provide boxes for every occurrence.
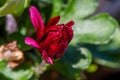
[98,28,120,51]
[61,0,98,22]
[52,47,92,79]
[0,0,29,17]
[51,0,62,17]
[52,62,83,79]
[86,44,120,68]
[0,60,34,80]
[72,48,92,69]
[60,46,92,70]
[71,13,118,45]
[0,60,7,72]
[95,58,120,68]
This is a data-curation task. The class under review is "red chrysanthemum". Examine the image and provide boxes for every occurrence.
[25,6,74,64]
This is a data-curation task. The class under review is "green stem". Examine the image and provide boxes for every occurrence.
[35,60,49,78]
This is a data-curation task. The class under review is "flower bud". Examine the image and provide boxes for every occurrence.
[25,6,74,64]
[0,41,24,68]
[10,50,24,63]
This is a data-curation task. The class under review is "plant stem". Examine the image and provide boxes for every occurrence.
[35,60,49,78]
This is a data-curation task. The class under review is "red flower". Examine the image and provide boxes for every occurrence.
[25,6,74,64]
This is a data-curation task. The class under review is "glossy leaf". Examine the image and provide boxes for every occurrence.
[60,46,92,70]
[51,46,91,79]
[0,0,29,16]
[72,48,92,69]
[86,44,120,68]
[95,58,120,68]
[71,13,118,44]
[98,28,120,51]
[0,60,34,80]
[61,0,98,22]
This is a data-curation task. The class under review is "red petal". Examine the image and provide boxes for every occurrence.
[29,6,44,30]
[54,42,68,59]
[24,37,40,48]
[47,16,60,27]
[48,43,59,58]
[36,27,44,42]
[40,32,61,50]
[42,50,53,64]
[62,27,69,42]
[67,27,73,42]
[65,21,74,42]
[45,24,63,33]
[65,20,74,27]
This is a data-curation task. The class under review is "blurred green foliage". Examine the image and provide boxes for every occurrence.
[0,60,33,80]
[0,0,29,17]
[0,0,119,80]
